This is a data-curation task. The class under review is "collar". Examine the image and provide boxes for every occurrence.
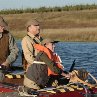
[27,32,41,44]
[27,32,35,39]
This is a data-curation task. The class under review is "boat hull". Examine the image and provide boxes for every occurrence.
[0,80,97,97]
[4,78,24,85]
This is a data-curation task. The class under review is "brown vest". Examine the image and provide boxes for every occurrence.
[0,30,9,64]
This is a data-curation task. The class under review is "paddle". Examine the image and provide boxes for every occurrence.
[69,59,76,72]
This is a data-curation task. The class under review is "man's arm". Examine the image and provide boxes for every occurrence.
[39,52,62,74]
[38,52,71,79]
[2,33,19,66]
[22,37,35,65]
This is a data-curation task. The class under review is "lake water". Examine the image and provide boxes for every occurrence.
[13,41,97,79]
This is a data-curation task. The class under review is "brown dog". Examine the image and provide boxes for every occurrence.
[69,70,95,88]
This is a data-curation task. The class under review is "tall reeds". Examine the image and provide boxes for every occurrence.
[12,28,97,42]
[41,28,97,42]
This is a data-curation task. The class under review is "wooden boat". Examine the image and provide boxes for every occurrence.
[0,67,97,97]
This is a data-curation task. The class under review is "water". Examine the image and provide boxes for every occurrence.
[13,41,97,78]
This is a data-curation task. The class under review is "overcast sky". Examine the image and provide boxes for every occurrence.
[0,0,97,10]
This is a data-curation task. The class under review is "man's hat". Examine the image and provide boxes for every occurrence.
[0,16,8,28]
[26,19,39,27]
[42,38,59,45]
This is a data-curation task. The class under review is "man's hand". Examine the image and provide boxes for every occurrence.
[2,61,9,67]
[61,72,71,79]
[0,64,6,70]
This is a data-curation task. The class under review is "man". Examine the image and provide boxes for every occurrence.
[0,16,19,81]
[24,38,70,90]
[34,38,70,87]
[22,19,43,70]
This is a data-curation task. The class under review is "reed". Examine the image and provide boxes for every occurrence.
[1,9,97,30]
[12,27,97,42]
[39,28,97,42]
[1,9,97,42]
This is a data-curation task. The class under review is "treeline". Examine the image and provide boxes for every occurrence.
[0,4,97,14]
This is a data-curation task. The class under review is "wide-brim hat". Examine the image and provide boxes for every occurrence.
[42,38,59,45]
[0,16,8,29]
[26,19,39,28]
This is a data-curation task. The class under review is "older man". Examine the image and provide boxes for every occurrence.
[22,19,43,69]
[0,16,19,82]
[0,16,19,68]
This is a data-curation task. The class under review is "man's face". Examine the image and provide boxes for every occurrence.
[0,25,4,33]
[45,43,55,52]
[28,24,40,35]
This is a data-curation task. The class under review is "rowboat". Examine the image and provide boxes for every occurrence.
[0,67,97,97]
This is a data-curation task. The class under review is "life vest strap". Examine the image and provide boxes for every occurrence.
[33,61,45,64]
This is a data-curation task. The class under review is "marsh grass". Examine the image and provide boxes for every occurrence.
[1,9,97,41]
[41,28,97,42]
[1,9,97,30]
[12,27,97,42]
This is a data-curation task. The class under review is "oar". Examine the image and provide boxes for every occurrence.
[69,59,76,72]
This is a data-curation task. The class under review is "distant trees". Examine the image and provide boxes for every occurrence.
[0,4,97,14]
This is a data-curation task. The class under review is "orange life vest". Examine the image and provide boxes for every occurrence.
[34,44,64,76]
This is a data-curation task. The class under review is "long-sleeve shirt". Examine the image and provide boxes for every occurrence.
[38,52,63,75]
[0,32,19,65]
[22,32,43,65]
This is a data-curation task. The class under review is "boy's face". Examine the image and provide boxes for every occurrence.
[45,42,55,52]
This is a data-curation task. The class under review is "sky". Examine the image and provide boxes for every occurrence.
[0,0,97,10]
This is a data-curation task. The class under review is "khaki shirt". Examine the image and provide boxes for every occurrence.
[22,32,42,65]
